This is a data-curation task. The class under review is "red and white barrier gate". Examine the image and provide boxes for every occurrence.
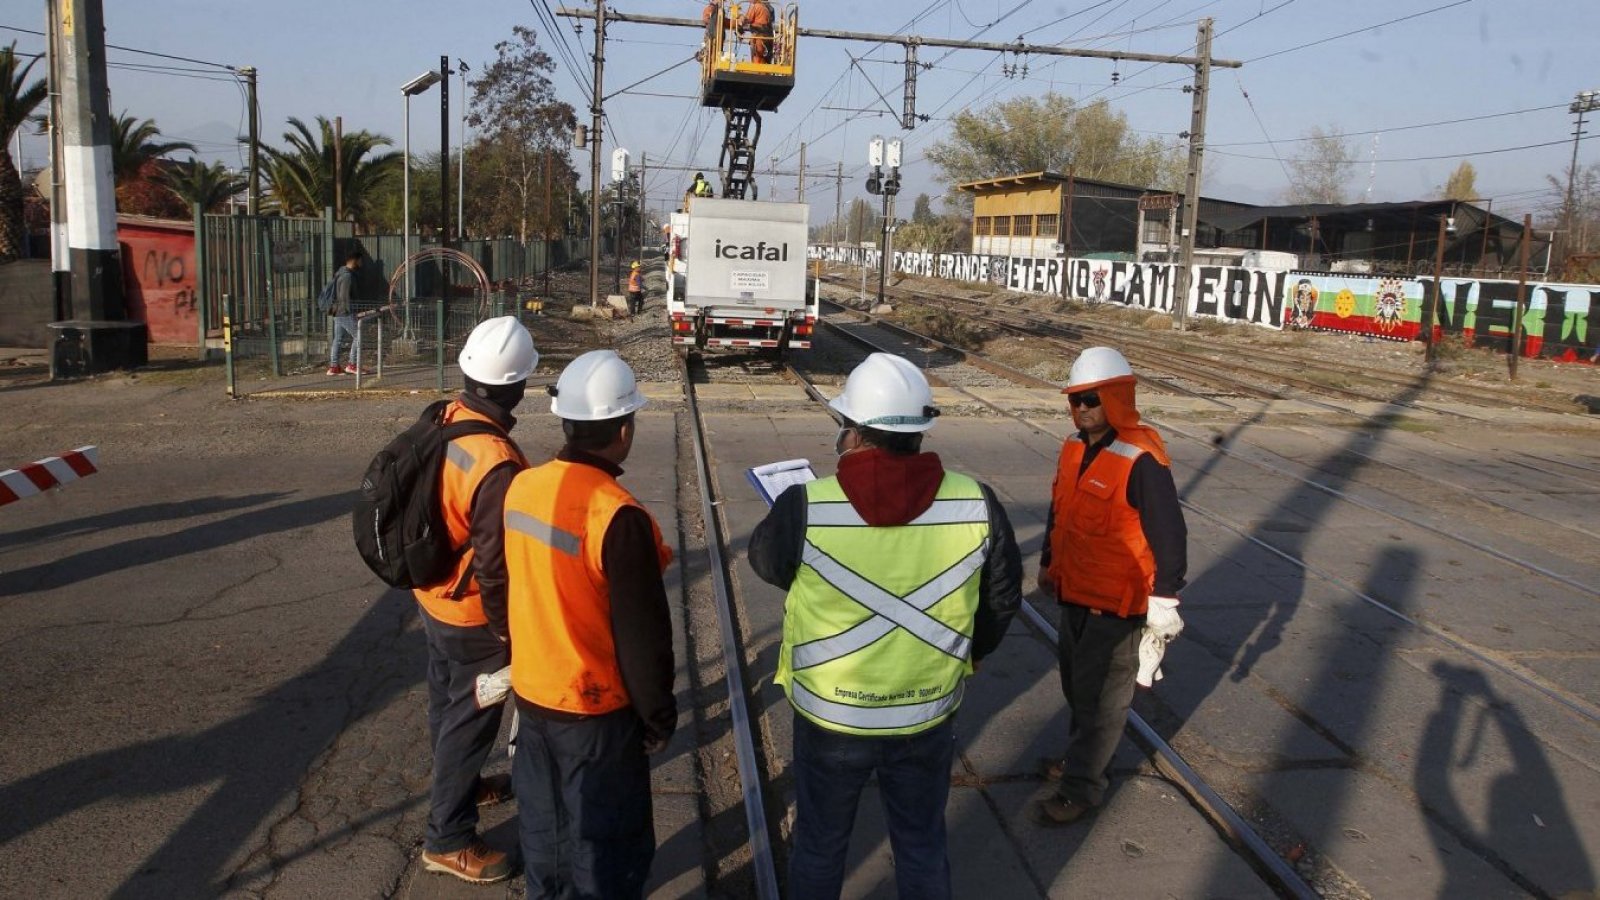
[0,446,100,506]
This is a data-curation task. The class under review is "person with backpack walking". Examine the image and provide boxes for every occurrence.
[499,350,676,899]
[327,250,366,375]
[411,316,538,884]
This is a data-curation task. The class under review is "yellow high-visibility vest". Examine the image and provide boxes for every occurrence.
[776,471,990,736]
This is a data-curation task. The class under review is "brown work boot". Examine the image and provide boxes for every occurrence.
[421,837,512,884]
[1032,795,1095,828]
[1037,756,1066,781]
[475,773,514,807]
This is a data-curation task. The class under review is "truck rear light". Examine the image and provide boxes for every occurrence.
[794,323,813,336]
[672,320,693,333]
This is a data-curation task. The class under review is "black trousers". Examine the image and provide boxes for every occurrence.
[1055,603,1143,806]
[628,291,644,314]
[422,613,510,853]
[514,707,655,900]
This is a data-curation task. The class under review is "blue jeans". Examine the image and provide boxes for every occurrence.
[514,707,655,899]
[329,315,360,367]
[788,711,955,900]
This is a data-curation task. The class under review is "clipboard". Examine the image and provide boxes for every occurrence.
[746,458,816,506]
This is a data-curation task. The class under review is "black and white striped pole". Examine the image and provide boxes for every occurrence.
[47,0,147,376]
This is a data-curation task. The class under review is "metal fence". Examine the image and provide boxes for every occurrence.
[199,210,584,396]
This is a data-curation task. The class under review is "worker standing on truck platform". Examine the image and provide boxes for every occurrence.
[627,261,645,316]
[1035,346,1188,828]
[501,350,677,898]
[742,0,774,64]
[415,317,538,885]
[748,352,1022,900]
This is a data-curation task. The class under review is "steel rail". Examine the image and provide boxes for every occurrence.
[801,317,1317,898]
[678,352,782,900]
[1015,603,1320,900]
[822,283,1600,595]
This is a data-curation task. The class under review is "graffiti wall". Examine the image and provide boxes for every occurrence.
[119,219,198,344]
[809,244,1598,362]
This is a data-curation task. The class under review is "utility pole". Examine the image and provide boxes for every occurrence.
[333,116,343,220]
[51,0,145,373]
[589,0,606,307]
[1562,90,1600,264]
[440,55,451,250]
[458,59,469,241]
[834,161,843,247]
[240,65,259,216]
[1171,17,1213,331]
[797,142,806,201]
[45,0,68,320]
[639,152,647,255]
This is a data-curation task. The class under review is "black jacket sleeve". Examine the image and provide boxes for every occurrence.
[1127,454,1188,597]
[604,506,678,743]
[971,484,1022,662]
[469,461,519,639]
[747,482,807,589]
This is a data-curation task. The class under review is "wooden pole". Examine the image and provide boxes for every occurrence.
[1510,213,1531,381]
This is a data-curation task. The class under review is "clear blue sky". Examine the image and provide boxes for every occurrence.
[5,0,1597,223]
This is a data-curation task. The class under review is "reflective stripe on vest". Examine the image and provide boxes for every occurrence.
[787,678,965,733]
[778,471,989,736]
[791,541,985,669]
[506,510,581,556]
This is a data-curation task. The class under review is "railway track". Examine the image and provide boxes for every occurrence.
[804,304,1600,724]
[816,295,1600,593]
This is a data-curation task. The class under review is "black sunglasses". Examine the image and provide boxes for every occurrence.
[1067,391,1102,409]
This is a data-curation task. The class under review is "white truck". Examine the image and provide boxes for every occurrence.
[665,198,817,352]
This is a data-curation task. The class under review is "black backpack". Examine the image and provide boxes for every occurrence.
[352,399,502,589]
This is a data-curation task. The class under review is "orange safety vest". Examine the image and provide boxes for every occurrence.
[628,269,642,292]
[744,1,773,32]
[504,459,673,715]
[413,401,527,627]
[1043,434,1161,617]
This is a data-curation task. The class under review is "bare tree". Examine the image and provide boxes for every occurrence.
[1283,126,1354,205]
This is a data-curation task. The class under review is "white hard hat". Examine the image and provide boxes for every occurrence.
[1065,346,1134,393]
[829,352,938,433]
[459,316,538,385]
[549,349,648,421]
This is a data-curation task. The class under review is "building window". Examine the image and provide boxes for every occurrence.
[1143,219,1171,244]
[992,216,1011,236]
[1012,214,1033,237]
[975,216,992,236]
[1036,214,1059,237]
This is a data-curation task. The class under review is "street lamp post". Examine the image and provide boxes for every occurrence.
[402,70,443,306]
[864,135,902,308]
[1562,89,1600,265]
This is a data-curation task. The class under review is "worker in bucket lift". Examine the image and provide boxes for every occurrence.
[501,350,676,898]
[1035,346,1188,828]
[742,0,774,63]
[748,352,1022,900]
[415,317,538,884]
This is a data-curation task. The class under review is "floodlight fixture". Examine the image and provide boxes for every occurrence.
[402,71,443,96]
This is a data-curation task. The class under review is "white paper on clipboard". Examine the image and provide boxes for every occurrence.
[746,458,816,506]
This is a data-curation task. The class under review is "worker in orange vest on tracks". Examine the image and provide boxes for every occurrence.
[501,350,676,898]
[1035,347,1188,828]
[415,316,538,885]
[627,260,645,316]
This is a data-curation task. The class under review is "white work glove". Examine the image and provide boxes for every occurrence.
[474,665,513,709]
[1145,595,1183,641]
[1136,631,1167,688]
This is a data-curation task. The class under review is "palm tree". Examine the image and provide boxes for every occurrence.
[159,158,246,213]
[0,42,47,263]
[110,113,195,184]
[262,116,401,225]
